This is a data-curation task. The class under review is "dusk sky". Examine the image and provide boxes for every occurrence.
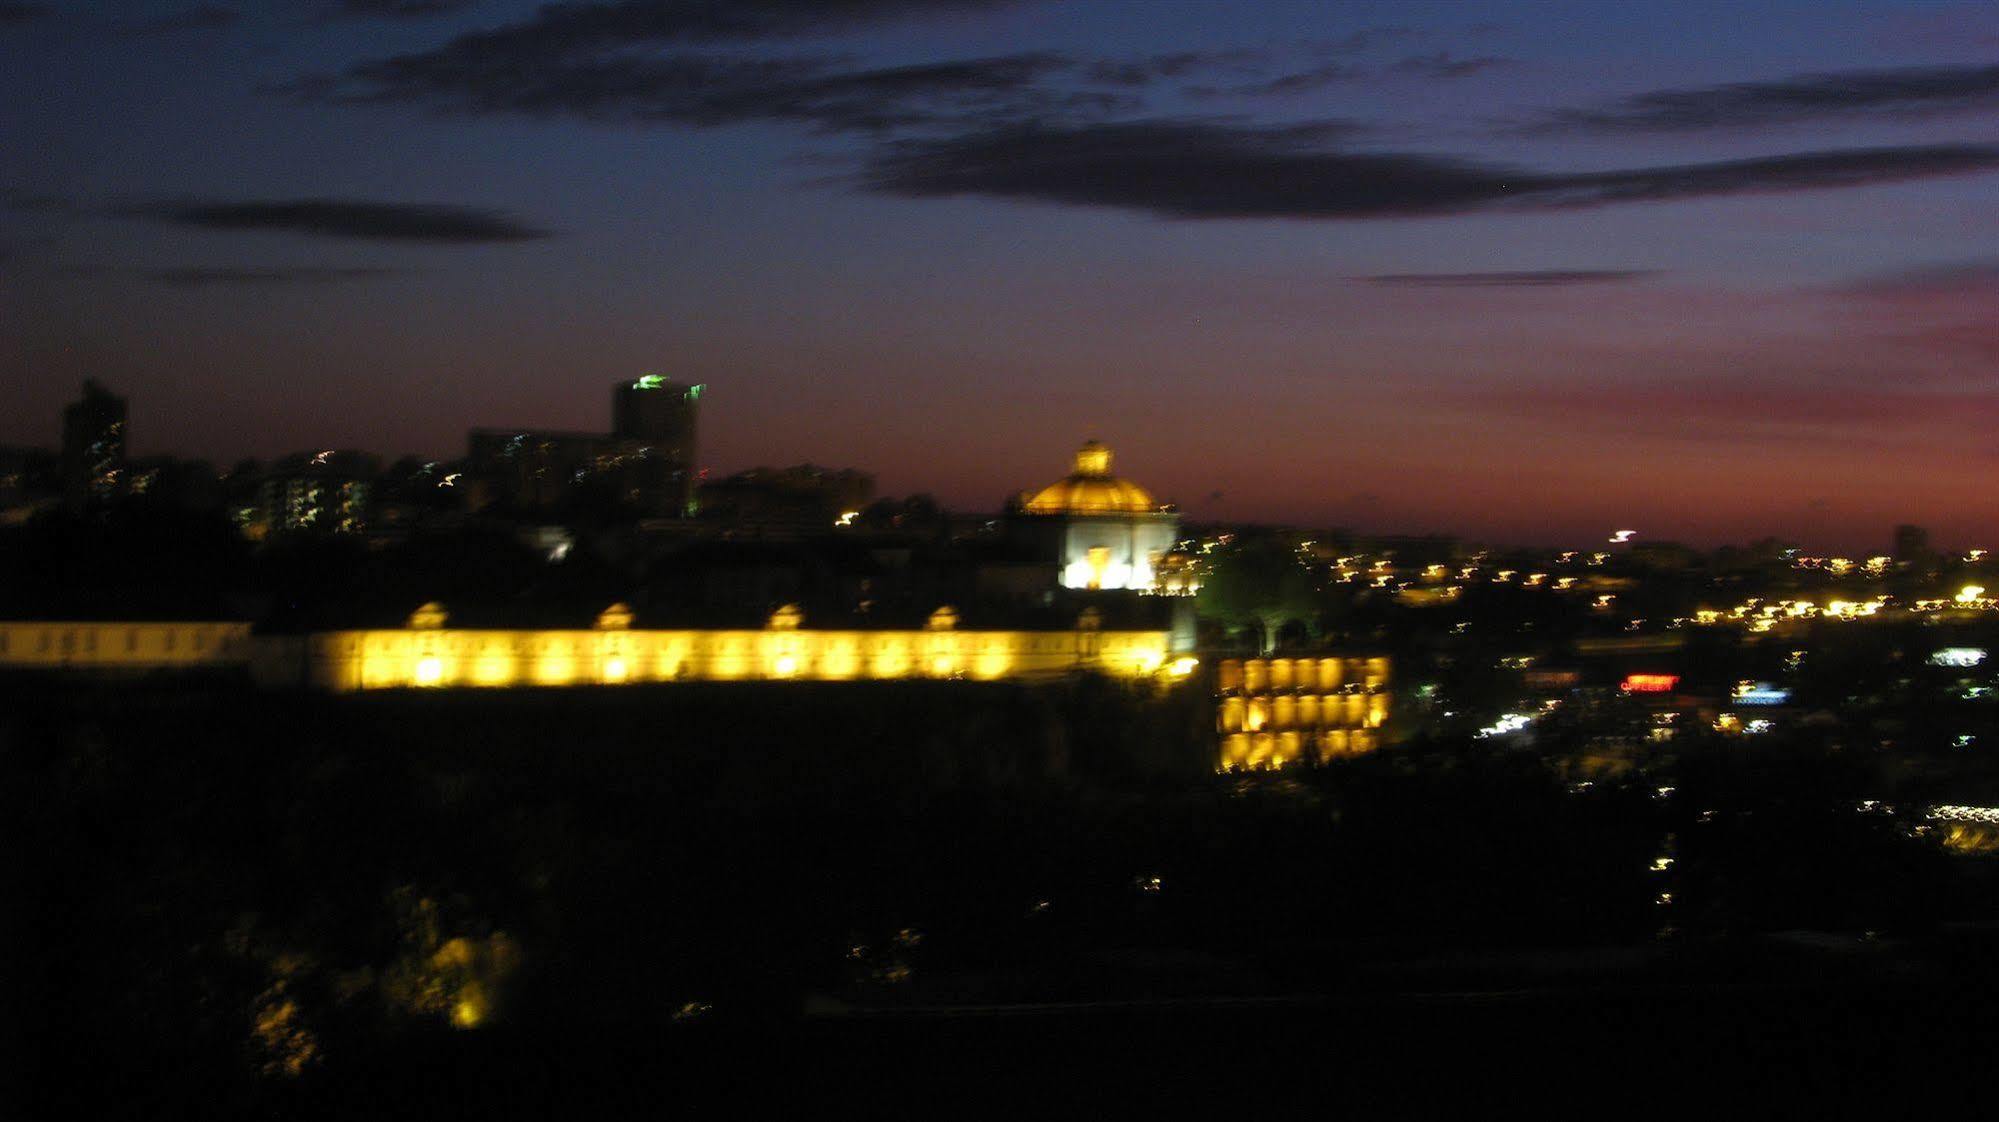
[4,0,1998,549]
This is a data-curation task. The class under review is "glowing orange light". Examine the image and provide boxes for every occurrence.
[1622,673,1679,693]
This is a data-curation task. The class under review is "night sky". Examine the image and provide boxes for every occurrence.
[4,1,1998,549]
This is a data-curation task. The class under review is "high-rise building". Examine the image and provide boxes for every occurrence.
[259,451,380,535]
[1894,524,1931,563]
[614,375,700,443]
[61,380,127,510]
[465,377,703,518]
[612,376,701,516]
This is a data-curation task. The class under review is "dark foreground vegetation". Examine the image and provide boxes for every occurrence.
[9,677,1999,1115]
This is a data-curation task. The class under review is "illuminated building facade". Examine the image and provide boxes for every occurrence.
[0,620,254,671]
[1013,441,1178,591]
[1,616,1397,774]
[61,380,126,511]
[0,606,1180,693]
[298,602,1177,691]
[1215,655,1392,768]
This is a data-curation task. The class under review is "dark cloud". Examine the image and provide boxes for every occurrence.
[1221,62,1356,98]
[136,199,549,242]
[863,119,1999,219]
[1545,145,1999,206]
[0,2,50,25]
[118,6,240,35]
[1533,62,1999,132]
[1081,59,1155,87]
[306,46,1097,133]
[1889,320,1999,365]
[864,121,1515,217]
[1194,48,1507,98]
[144,266,403,286]
[1388,52,1509,79]
[303,1,1096,135]
[1840,261,1999,295]
[1083,49,1269,87]
[0,190,76,213]
[393,0,1015,55]
[1359,270,1656,288]
[1311,27,1420,55]
[329,1,479,16]
[1458,378,1999,448]
[1834,263,1999,366]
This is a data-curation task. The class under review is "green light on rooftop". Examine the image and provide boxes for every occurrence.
[633,374,665,390]
[686,384,705,401]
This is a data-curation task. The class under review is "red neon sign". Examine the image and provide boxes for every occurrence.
[1622,673,1679,693]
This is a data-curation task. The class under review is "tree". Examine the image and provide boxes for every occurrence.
[1196,539,1318,654]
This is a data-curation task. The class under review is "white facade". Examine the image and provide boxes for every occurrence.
[1057,513,1179,591]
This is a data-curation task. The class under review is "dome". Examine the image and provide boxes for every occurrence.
[1023,440,1158,516]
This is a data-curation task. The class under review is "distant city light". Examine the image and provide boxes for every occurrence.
[1609,529,1636,543]
[1929,805,1999,824]
[1930,647,1987,668]
[1476,713,1533,738]
[1959,585,1987,605]
[1622,673,1678,693]
[1732,682,1791,706]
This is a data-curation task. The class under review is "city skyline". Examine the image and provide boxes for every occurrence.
[5,1,1999,549]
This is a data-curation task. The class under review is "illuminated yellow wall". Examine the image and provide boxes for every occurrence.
[0,621,255,670]
[0,616,1180,693]
[301,625,1175,692]
[1216,656,1391,770]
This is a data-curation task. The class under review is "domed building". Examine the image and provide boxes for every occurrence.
[1014,440,1178,591]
